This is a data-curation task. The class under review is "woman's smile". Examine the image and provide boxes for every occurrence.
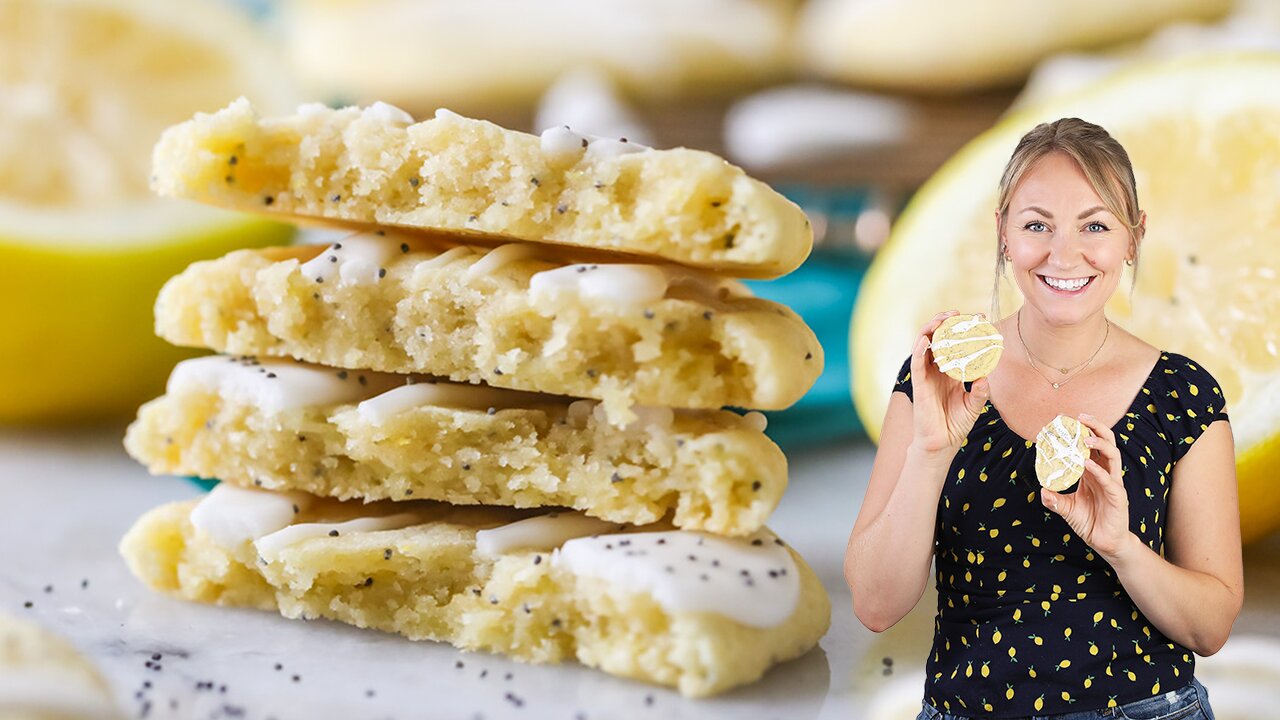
[1037,273,1098,296]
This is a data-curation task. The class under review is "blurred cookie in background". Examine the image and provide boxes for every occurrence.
[0,611,122,720]
[1014,0,1280,110]
[279,0,798,115]
[794,0,1231,93]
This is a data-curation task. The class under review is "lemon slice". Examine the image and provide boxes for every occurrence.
[852,53,1280,543]
[0,0,296,423]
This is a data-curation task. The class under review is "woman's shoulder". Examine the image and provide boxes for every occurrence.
[1148,349,1231,463]
[1152,350,1228,403]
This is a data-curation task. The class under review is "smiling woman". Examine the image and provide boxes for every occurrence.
[845,118,1242,720]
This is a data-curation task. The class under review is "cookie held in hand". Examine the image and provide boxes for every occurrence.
[929,313,1003,382]
[1035,414,1094,492]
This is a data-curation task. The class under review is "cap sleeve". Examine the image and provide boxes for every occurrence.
[1166,354,1230,464]
[891,354,914,402]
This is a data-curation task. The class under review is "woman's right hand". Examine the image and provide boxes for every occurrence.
[910,310,993,458]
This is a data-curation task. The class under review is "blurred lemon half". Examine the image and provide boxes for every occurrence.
[852,53,1280,543]
[0,0,296,423]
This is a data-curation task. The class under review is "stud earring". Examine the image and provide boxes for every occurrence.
[1125,258,1134,266]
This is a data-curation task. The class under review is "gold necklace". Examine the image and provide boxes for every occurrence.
[1016,308,1110,390]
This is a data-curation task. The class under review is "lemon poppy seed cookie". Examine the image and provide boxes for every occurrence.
[119,488,831,698]
[124,355,787,536]
[153,232,823,423]
[1035,414,1094,492]
[151,98,812,278]
[0,612,123,720]
[929,313,1003,382]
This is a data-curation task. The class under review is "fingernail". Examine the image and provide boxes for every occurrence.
[1079,413,1093,420]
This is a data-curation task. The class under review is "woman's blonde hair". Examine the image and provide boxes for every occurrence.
[992,117,1143,320]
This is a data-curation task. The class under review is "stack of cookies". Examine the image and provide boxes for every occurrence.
[119,99,830,697]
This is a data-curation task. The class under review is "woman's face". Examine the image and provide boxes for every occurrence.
[997,151,1142,326]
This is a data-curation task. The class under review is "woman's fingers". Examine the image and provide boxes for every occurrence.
[920,309,960,336]
[1041,487,1073,518]
[1077,413,1124,488]
[1083,458,1123,500]
[915,310,960,371]
[965,377,991,413]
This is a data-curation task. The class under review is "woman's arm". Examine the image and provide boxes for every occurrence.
[845,310,992,632]
[1105,419,1242,655]
[1042,414,1242,655]
[844,394,954,632]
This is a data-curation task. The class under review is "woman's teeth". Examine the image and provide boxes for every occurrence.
[1040,275,1093,293]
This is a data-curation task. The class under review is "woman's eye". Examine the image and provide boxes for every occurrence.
[1025,221,1047,232]
[1086,222,1109,232]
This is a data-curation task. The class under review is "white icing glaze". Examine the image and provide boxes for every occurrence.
[566,399,597,425]
[585,137,648,159]
[254,513,424,560]
[931,318,1003,382]
[1038,415,1087,488]
[536,126,650,163]
[166,356,401,414]
[190,484,313,550]
[529,263,669,305]
[928,334,1004,350]
[743,411,768,433]
[948,315,988,333]
[474,512,621,559]
[935,345,1002,381]
[357,381,540,423]
[539,125,589,162]
[434,108,464,121]
[300,231,403,286]
[535,67,653,151]
[411,246,476,278]
[465,243,543,279]
[566,399,675,432]
[552,530,800,628]
[362,101,414,125]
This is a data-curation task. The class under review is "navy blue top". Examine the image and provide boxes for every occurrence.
[891,350,1230,717]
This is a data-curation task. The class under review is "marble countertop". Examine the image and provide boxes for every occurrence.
[2,428,1278,720]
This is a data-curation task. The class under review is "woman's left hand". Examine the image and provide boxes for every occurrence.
[1040,413,1134,560]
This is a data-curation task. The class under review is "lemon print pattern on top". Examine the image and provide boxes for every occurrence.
[892,350,1229,717]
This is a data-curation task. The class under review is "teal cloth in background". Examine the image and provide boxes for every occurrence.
[743,250,867,451]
